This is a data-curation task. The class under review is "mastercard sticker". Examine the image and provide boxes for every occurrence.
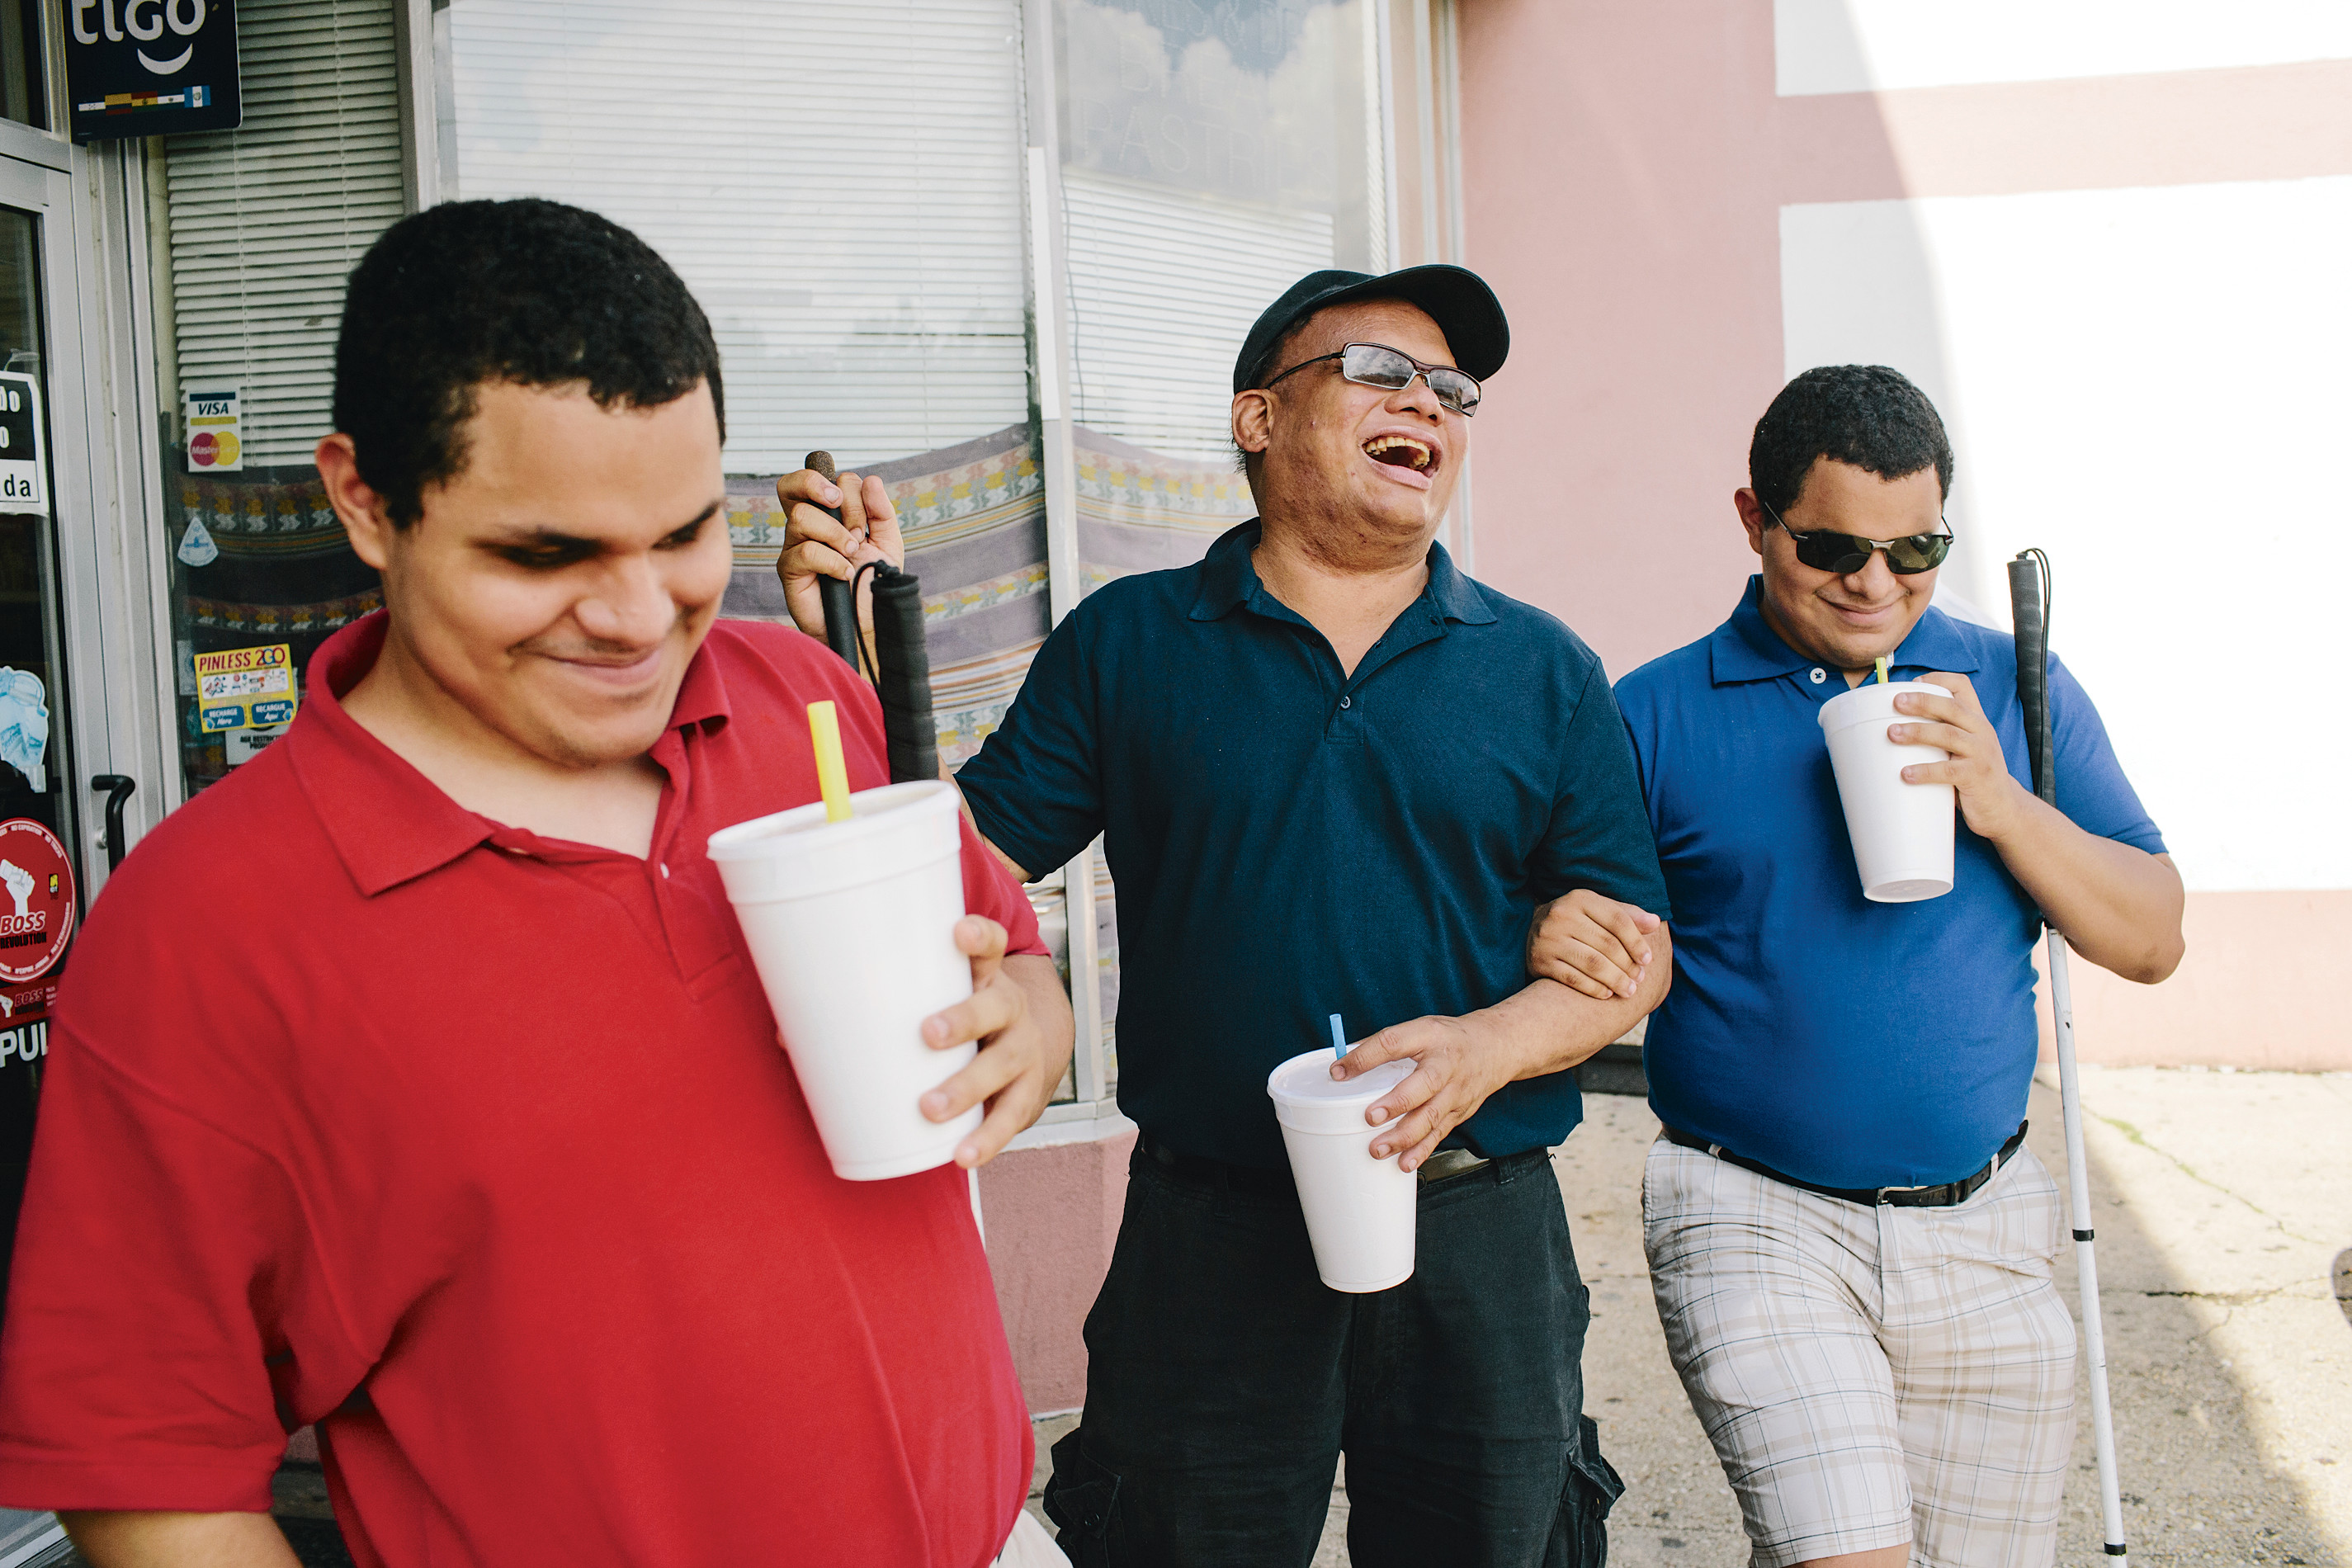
[185,387,242,472]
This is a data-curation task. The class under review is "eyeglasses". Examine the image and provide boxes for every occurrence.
[1759,498,1952,575]
[1260,342,1482,417]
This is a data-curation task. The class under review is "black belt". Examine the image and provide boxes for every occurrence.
[1661,1121,2028,1208]
[1139,1132,1546,1192]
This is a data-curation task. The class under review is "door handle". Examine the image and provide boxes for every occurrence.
[90,774,135,875]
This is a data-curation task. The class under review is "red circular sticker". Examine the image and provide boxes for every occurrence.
[190,430,217,467]
[0,819,75,984]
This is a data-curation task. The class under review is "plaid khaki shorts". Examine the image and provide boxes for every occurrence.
[1643,1136,2076,1567]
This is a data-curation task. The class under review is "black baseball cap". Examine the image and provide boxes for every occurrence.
[1232,264,1509,394]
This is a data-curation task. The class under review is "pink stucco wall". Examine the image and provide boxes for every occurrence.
[2040,892,2352,1072]
[1453,0,1789,682]
[979,1128,1134,1415]
[1452,7,2352,684]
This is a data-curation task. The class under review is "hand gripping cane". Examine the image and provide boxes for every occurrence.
[807,452,941,783]
[2008,550,2129,1564]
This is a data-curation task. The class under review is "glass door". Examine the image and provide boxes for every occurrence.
[0,158,81,1314]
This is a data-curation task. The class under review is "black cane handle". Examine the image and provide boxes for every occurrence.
[805,451,863,670]
[91,773,135,874]
[2006,551,2057,807]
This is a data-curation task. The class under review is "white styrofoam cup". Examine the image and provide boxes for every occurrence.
[1818,679,1956,903]
[1267,1048,1419,1292]
[707,780,979,1180]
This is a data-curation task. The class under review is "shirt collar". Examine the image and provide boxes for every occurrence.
[286,612,735,897]
[1708,575,1982,686]
[1189,518,1497,626]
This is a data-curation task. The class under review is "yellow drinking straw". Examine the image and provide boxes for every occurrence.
[807,701,853,823]
[1874,655,1892,687]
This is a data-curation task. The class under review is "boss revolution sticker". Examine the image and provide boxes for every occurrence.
[0,818,76,984]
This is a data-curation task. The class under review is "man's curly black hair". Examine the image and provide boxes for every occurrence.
[332,197,724,527]
[1749,365,1951,517]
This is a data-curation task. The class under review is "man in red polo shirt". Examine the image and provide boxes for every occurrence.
[0,199,1073,1566]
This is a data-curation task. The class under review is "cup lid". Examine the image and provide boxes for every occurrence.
[706,777,954,862]
[1817,678,1945,730]
[1266,1049,1415,1108]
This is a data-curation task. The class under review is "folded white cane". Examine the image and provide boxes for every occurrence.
[2008,549,2128,1564]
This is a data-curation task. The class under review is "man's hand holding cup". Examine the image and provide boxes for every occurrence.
[919,914,1054,1169]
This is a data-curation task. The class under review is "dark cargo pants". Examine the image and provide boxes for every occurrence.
[1043,1137,1622,1568]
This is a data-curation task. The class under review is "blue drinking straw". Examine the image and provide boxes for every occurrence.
[1329,1013,1347,1061]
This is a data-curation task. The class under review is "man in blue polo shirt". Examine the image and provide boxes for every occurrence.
[775,268,1671,1566]
[1534,366,2181,1568]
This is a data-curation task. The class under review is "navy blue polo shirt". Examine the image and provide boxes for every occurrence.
[1615,577,2165,1190]
[956,521,1670,1169]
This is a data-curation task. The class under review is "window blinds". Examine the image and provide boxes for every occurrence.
[164,0,406,467]
[446,1,1032,471]
[1061,168,1335,463]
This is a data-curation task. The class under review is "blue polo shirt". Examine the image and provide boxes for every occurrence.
[956,521,1670,1169]
[1615,577,2165,1190]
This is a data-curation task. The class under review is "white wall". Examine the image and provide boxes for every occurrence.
[1776,0,2352,96]
[1781,178,2352,893]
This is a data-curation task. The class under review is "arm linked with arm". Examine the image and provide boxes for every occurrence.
[1337,928,1670,1172]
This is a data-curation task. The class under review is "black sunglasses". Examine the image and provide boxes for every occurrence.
[1760,498,1952,575]
[1260,342,1482,417]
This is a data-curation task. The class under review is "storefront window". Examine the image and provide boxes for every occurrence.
[1056,0,1387,465]
[0,0,45,130]
[0,204,69,1302]
[148,0,405,796]
[1048,0,1394,1087]
[449,2,1034,475]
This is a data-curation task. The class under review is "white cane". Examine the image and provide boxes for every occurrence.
[2007,549,2128,1564]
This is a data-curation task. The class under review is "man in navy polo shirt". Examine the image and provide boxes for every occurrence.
[777,269,1671,1566]
[1535,366,2182,1568]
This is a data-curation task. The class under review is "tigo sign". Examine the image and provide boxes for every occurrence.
[67,0,243,142]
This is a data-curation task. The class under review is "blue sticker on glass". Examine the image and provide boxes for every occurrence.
[0,668,48,791]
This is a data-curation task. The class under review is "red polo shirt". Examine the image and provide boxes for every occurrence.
[0,614,1043,1567]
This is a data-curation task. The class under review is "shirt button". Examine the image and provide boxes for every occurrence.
[1810,668,1826,684]
[1339,695,1353,709]
[660,862,672,878]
